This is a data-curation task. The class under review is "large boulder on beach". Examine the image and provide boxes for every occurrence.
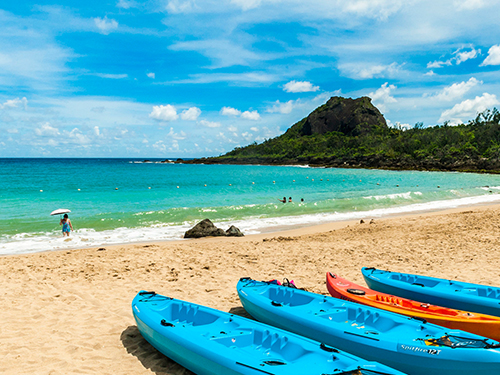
[184,219,226,238]
[226,225,244,237]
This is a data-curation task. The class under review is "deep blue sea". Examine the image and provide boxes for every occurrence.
[2,158,500,255]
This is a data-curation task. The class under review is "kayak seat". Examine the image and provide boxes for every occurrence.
[267,288,315,307]
[347,307,397,332]
[163,302,220,326]
[212,329,308,361]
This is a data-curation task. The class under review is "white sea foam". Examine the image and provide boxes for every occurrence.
[2,193,500,256]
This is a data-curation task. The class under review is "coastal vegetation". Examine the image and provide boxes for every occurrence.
[191,97,500,173]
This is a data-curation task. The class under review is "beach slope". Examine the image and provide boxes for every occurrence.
[1,206,500,374]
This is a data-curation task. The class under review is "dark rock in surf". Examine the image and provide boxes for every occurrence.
[226,225,244,237]
[184,219,226,238]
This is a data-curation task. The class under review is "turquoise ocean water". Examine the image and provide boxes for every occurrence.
[2,158,500,256]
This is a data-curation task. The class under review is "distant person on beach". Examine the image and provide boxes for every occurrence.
[288,197,292,202]
[60,214,73,236]
[279,197,286,203]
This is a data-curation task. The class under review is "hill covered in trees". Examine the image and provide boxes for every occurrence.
[189,96,500,173]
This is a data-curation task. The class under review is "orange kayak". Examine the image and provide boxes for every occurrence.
[326,272,500,341]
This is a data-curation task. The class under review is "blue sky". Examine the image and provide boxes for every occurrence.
[1,0,499,157]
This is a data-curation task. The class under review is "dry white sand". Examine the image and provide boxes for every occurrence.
[2,205,500,374]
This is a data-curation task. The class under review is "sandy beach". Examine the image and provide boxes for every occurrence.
[2,204,500,375]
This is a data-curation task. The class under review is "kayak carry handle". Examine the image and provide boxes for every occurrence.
[412,283,425,287]
[329,272,337,278]
[239,277,251,282]
[139,291,156,296]
[347,288,366,296]
[320,343,339,353]
[271,301,282,307]
[160,319,175,327]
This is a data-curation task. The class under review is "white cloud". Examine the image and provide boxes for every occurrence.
[199,119,221,128]
[166,0,196,14]
[94,17,119,35]
[369,82,397,113]
[266,100,295,114]
[428,48,480,68]
[181,107,201,121]
[342,63,400,79]
[117,0,137,9]
[439,93,500,124]
[94,126,100,136]
[283,80,320,93]
[147,72,155,79]
[93,73,128,79]
[67,128,91,145]
[230,0,263,11]
[167,127,187,139]
[250,127,258,132]
[481,45,500,66]
[455,0,485,10]
[7,128,19,134]
[35,122,60,137]
[427,60,452,69]
[221,107,241,116]
[0,97,28,110]
[455,48,480,64]
[434,77,481,101]
[425,70,436,76]
[149,104,179,121]
[241,110,261,120]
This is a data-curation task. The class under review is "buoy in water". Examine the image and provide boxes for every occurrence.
[177,186,179,188]
[204,184,207,187]
[40,190,43,192]
[148,187,151,189]
[78,188,81,191]
[115,187,118,190]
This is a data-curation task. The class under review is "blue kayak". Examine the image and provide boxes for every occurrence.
[362,267,500,317]
[237,278,500,375]
[132,290,406,375]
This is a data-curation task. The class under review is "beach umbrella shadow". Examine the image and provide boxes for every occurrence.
[120,325,193,375]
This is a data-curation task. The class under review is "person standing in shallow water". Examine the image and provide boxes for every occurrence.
[279,197,287,203]
[60,214,73,236]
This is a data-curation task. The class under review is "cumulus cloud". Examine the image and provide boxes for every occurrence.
[147,72,155,79]
[180,107,201,121]
[94,17,119,35]
[481,45,500,66]
[35,123,60,137]
[199,119,221,128]
[438,93,500,124]
[149,104,179,121]
[221,107,241,116]
[241,110,261,120]
[266,100,295,114]
[283,80,320,93]
[368,82,397,113]
[94,126,100,136]
[0,97,28,110]
[220,106,260,120]
[434,77,481,101]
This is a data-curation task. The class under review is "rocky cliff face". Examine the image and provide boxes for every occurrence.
[301,96,387,136]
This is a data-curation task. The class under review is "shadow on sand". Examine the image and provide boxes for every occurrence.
[121,306,253,374]
[120,325,193,375]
